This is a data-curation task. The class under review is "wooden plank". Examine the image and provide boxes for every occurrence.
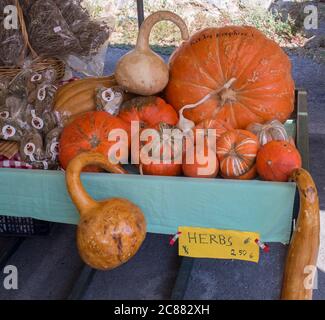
[67,265,96,300]
[0,140,19,159]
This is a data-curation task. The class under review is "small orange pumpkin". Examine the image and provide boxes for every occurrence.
[118,96,178,130]
[139,123,182,177]
[59,111,130,172]
[182,140,219,178]
[216,129,259,179]
[256,140,302,182]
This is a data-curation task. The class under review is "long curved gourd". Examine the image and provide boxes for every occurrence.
[115,11,189,95]
[65,152,147,270]
[281,168,320,300]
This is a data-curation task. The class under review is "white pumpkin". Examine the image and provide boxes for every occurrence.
[247,119,289,146]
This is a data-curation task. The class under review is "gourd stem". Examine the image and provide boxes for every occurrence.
[136,11,189,52]
[65,152,127,216]
[177,77,236,132]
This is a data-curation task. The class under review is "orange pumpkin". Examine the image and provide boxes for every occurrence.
[216,129,259,179]
[118,96,178,130]
[165,26,294,128]
[59,111,130,172]
[193,118,233,146]
[182,140,219,178]
[139,124,182,177]
[256,140,302,182]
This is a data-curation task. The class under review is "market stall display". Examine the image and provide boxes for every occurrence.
[0,8,320,300]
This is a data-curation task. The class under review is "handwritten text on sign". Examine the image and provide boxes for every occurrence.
[178,226,260,263]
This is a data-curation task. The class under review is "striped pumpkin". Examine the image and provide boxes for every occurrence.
[216,129,259,179]
[246,119,289,146]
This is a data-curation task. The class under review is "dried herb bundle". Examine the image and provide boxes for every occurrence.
[73,20,111,56]
[28,0,81,56]
[0,0,25,66]
[20,0,35,19]
[53,0,111,56]
[53,0,89,26]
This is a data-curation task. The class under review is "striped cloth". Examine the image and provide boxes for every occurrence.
[0,154,32,169]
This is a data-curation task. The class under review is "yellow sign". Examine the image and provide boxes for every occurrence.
[178,226,260,263]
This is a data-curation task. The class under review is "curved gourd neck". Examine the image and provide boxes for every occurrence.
[135,11,189,52]
[65,152,127,216]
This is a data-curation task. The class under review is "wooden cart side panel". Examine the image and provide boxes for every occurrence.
[296,89,310,170]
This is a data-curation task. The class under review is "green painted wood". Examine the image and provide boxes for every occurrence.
[296,89,309,169]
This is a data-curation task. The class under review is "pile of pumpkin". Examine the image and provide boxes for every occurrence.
[56,11,301,183]
[50,11,314,272]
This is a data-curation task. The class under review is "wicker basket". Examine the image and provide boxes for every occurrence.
[0,0,65,82]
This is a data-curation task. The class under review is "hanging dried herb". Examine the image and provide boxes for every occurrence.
[0,0,26,66]
[28,0,81,57]
[53,0,111,56]
[72,20,111,56]
[53,0,89,26]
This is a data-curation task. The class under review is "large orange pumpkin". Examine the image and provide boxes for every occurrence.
[165,26,295,128]
[59,111,130,172]
[216,129,259,179]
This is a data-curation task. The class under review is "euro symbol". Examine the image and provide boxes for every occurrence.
[244,237,251,244]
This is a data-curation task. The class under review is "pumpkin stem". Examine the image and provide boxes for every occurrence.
[177,77,237,132]
[136,11,189,52]
[65,152,127,216]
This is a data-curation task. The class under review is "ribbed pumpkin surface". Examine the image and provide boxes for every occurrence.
[165,26,295,128]
[216,129,259,179]
[59,111,130,172]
